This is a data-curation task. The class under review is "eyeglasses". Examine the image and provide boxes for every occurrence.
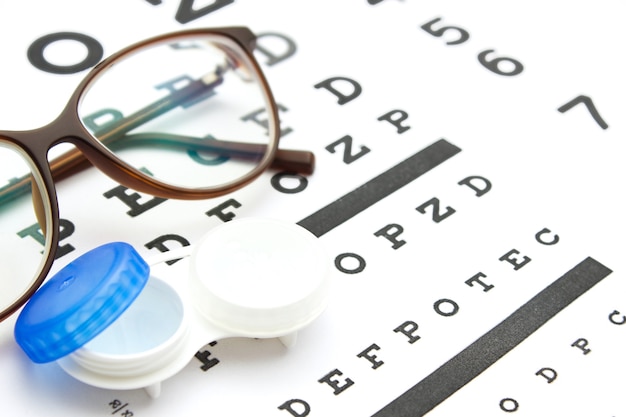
[0,27,314,322]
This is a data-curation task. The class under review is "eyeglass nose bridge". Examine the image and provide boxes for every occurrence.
[6,104,118,182]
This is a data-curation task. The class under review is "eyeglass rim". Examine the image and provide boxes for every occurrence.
[0,140,58,322]
[63,26,282,200]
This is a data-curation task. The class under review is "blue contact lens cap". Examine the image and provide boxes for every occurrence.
[14,242,149,363]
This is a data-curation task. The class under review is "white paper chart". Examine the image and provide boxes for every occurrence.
[0,1,625,416]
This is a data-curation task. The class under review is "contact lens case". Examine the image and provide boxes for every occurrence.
[14,218,330,398]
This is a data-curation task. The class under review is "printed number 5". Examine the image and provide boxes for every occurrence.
[421,17,470,46]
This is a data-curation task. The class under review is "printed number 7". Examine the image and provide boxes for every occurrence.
[558,95,609,130]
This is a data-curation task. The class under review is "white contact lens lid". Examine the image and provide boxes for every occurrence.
[189,218,330,337]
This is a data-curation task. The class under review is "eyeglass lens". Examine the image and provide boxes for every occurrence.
[0,142,53,315]
[78,34,274,189]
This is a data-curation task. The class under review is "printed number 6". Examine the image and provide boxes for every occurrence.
[421,17,470,46]
[478,49,524,76]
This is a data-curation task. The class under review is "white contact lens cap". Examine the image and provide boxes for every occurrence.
[189,218,330,337]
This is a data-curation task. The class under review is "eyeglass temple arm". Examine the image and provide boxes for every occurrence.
[48,135,314,184]
[0,71,314,205]
[0,136,313,210]
[107,132,314,173]
[55,69,314,179]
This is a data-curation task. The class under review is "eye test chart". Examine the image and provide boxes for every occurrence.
[1,1,625,416]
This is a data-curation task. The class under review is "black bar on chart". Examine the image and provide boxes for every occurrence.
[372,257,613,417]
[297,138,462,237]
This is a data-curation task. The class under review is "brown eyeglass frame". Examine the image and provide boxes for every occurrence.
[0,26,315,321]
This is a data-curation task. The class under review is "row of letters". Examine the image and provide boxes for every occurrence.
[278,229,625,415]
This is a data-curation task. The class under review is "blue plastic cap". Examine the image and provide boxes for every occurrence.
[14,242,149,363]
